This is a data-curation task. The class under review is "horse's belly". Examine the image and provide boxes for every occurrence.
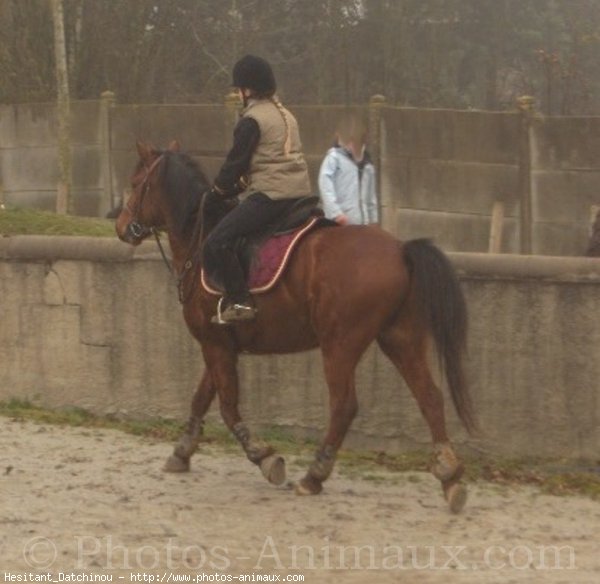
[238,314,319,355]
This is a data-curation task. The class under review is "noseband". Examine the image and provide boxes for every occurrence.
[126,154,165,239]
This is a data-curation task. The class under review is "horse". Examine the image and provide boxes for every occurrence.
[115,141,476,513]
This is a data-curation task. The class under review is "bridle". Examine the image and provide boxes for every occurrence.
[125,153,165,240]
[125,153,177,281]
[125,151,208,304]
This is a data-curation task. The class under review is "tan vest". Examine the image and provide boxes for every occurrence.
[241,99,312,200]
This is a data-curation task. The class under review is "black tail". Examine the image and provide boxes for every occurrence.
[403,239,476,434]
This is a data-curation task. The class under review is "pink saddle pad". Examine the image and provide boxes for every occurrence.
[201,217,319,295]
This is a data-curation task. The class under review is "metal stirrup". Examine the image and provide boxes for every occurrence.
[214,297,226,324]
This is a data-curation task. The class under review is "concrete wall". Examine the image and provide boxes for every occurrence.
[531,117,600,256]
[1,98,599,256]
[380,108,521,253]
[0,101,106,215]
[109,103,232,201]
[1,236,599,460]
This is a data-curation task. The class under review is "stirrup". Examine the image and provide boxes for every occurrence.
[211,297,257,325]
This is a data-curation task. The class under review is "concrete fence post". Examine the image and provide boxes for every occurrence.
[516,95,536,254]
[488,201,505,253]
[368,94,386,224]
[100,91,116,214]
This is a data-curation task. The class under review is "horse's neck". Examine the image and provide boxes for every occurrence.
[164,194,230,273]
[165,212,220,274]
[165,212,203,271]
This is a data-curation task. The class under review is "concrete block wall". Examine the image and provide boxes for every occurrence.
[1,236,599,460]
[380,108,521,252]
[531,117,600,256]
[110,103,231,202]
[0,101,105,215]
[1,98,599,256]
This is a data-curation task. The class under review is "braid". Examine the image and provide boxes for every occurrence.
[270,96,291,157]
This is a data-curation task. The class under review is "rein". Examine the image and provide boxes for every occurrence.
[176,190,208,304]
[152,228,174,274]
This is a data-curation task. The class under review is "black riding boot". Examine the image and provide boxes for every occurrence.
[211,247,256,324]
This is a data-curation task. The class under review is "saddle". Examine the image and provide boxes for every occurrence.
[202,196,334,295]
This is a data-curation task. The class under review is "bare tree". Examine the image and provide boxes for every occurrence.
[51,0,72,214]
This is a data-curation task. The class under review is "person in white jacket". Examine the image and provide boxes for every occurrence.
[318,128,379,225]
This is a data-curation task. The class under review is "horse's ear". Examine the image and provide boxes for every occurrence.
[136,140,154,163]
[168,140,180,152]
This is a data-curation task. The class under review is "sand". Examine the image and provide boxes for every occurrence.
[1,418,599,583]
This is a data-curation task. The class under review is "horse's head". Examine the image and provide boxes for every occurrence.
[115,140,179,245]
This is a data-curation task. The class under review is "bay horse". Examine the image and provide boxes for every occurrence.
[116,141,475,513]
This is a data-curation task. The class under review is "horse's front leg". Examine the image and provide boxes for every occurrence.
[164,370,216,472]
[297,346,360,495]
[205,343,286,486]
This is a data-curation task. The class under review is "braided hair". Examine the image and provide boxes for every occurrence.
[270,96,291,157]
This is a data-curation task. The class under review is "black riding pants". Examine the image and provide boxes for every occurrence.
[203,192,298,304]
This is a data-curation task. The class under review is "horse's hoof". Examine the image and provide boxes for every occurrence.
[432,443,463,482]
[260,455,286,486]
[445,482,468,514]
[295,476,323,496]
[163,454,190,473]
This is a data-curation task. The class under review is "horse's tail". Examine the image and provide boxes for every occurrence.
[403,238,476,434]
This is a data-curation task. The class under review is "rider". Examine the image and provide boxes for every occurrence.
[204,55,312,324]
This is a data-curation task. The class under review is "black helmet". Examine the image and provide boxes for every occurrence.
[232,55,276,96]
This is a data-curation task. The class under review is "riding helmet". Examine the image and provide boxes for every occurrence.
[232,55,276,95]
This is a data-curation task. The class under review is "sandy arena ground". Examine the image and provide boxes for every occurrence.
[1,417,599,583]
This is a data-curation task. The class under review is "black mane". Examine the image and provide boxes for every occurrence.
[159,151,211,238]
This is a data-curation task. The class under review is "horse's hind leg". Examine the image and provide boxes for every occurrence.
[164,370,217,472]
[377,331,467,513]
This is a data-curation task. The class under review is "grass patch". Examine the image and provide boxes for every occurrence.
[0,206,115,237]
[336,447,600,500]
[0,398,184,442]
[2,398,599,500]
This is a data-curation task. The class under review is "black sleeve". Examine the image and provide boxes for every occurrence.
[213,117,260,197]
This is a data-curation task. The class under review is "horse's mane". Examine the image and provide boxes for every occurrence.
[159,151,211,239]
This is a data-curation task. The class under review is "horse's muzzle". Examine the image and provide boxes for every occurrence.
[116,220,150,245]
[128,221,151,240]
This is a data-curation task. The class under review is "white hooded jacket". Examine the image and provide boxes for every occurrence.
[318,146,379,225]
